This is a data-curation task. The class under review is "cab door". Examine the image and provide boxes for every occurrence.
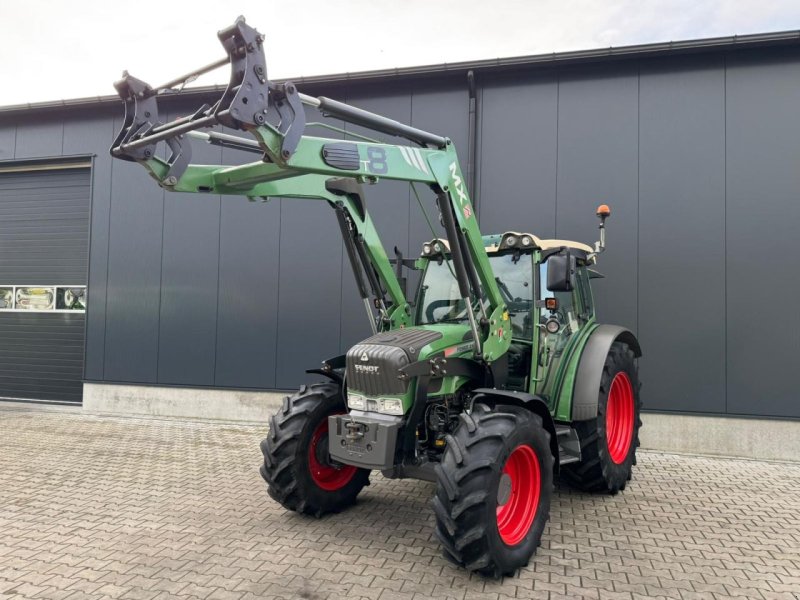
[533,258,586,409]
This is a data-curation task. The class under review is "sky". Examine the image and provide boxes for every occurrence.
[1,0,800,106]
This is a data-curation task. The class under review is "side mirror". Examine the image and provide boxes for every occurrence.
[547,251,576,292]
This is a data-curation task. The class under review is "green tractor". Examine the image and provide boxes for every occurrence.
[111,17,642,577]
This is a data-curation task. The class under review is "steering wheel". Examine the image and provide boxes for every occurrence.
[425,299,463,323]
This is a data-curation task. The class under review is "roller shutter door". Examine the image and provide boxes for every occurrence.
[0,165,90,403]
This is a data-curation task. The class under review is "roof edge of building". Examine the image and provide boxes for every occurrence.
[2,28,799,116]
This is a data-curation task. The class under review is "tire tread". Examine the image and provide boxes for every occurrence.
[562,341,642,493]
[260,382,369,516]
[433,405,554,578]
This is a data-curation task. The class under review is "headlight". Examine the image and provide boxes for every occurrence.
[505,235,516,247]
[348,393,366,410]
[521,235,532,247]
[422,243,431,255]
[379,398,404,415]
[545,317,560,334]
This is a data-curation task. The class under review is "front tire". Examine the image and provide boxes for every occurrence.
[433,404,554,578]
[562,341,641,493]
[260,383,370,517]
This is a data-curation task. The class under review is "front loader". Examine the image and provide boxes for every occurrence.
[110,17,642,577]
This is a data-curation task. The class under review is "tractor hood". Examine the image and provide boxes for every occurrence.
[345,325,472,399]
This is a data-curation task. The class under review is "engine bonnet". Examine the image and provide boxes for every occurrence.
[345,328,443,396]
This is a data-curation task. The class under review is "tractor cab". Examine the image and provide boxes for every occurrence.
[414,231,596,406]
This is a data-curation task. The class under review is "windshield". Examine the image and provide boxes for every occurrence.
[417,254,533,338]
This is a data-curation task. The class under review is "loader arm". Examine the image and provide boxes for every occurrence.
[109,16,510,362]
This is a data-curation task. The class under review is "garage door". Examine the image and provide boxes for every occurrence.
[0,164,90,403]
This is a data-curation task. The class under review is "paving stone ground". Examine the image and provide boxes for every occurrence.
[0,402,798,600]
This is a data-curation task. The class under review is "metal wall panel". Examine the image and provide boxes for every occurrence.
[638,59,727,413]
[157,116,222,385]
[102,119,164,383]
[725,54,800,418]
[213,136,282,389]
[214,194,281,389]
[62,110,115,381]
[555,67,639,333]
[274,199,344,388]
[13,116,63,159]
[157,193,221,384]
[0,124,15,160]
[478,73,558,238]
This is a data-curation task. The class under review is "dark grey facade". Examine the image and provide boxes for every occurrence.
[1,35,799,418]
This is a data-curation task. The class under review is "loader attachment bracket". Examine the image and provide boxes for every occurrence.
[271,82,306,160]
[213,16,270,130]
[110,74,159,163]
[161,135,193,187]
[110,16,278,181]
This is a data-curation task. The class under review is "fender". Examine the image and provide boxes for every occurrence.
[470,388,560,474]
[571,325,642,421]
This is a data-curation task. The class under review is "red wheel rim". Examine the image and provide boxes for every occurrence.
[308,416,357,491]
[606,371,634,464]
[496,444,540,546]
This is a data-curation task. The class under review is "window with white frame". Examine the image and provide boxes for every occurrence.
[0,286,86,312]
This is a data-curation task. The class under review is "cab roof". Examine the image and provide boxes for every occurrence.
[422,232,593,256]
[482,232,594,254]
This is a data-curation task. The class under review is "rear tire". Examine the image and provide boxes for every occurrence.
[562,341,641,493]
[433,404,554,578]
[260,382,370,516]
